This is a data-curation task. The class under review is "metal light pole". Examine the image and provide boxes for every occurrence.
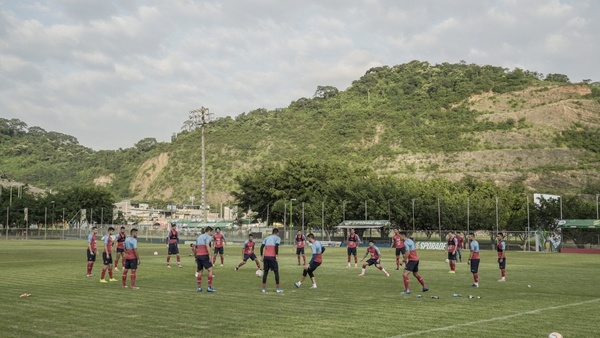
[387,199,391,222]
[596,194,599,220]
[411,199,415,233]
[188,107,213,222]
[495,196,499,234]
[290,198,297,243]
[437,198,441,239]
[342,200,347,222]
[364,200,368,220]
[51,201,55,227]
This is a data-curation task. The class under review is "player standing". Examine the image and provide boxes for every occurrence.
[166,223,182,268]
[86,226,98,277]
[235,234,261,271]
[294,230,306,266]
[346,228,361,268]
[195,227,216,292]
[399,231,429,295]
[100,227,117,283]
[114,226,126,271]
[456,232,464,262]
[122,228,140,289]
[358,240,390,277]
[294,233,324,289]
[497,232,506,282]
[467,232,480,287]
[446,231,458,273]
[260,228,282,293]
[390,228,406,270]
[212,227,226,267]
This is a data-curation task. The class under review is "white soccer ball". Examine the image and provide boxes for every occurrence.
[548,333,563,338]
[445,258,450,263]
[153,251,158,256]
[255,269,263,278]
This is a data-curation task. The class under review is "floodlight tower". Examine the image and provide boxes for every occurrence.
[188,106,213,222]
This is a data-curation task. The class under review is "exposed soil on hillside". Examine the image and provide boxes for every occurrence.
[130,152,169,199]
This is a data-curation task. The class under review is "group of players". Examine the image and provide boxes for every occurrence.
[86,224,507,294]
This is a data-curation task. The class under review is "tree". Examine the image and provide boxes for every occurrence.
[544,73,570,83]
[314,85,339,99]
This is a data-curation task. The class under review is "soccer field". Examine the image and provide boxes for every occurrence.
[0,240,599,338]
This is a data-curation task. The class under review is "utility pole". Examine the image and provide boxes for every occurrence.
[188,107,213,222]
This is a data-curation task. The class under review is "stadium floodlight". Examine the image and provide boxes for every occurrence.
[188,107,213,223]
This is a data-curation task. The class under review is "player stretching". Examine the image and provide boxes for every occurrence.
[390,228,406,270]
[400,231,428,295]
[86,226,98,277]
[467,232,480,287]
[260,228,282,293]
[235,234,261,271]
[195,227,216,292]
[100,227,117,283]
[446,231,458,273]
[294,233,324,289]
[294,230,306,266]
[122,228,140,289]
[358,240,390,277]
[114,226,126,271]
[346,228,361,268]
[166,223,182,268]
[497,232,506,282]
[212,227,226,267]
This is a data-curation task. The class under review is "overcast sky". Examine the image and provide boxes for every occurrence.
[1,0,598,150]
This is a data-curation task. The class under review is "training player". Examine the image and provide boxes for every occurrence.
[100,227,117,283]
[166,223,182,268]
[114,226,126,271]
[195,227,216,292]
[294,233,324,289]
[212,227,226,266]
[390,228,406,270]
[235,234,261,271]
[456,232,465,262]
[86,226,98,277]
[497,232,506,282]
[446,231,458,273]
[294,230,306,266]
[358,240,390,277]
[346,228,361,268]
[122,228,140,289]
[260,228,283,293]
[399,231,429,295]
[467,232,480,287]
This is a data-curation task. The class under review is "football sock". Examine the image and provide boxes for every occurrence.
[167,256,171,264]
[108,268,113,279]
[416,275,425,287]
[101,267,106,279]
[474,273,479,283]
[131,270,136,286]
[403,275,409,290]
[121,270,127,286]
[208,273,213,287]
[197,271,202,286]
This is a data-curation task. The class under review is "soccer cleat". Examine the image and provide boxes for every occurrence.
[261,289,266,293]
[395,267,400,270]
[276,289,283,293]
[220,264,223,267]
[86,274,94,277]
[207,286,216,293]
[422,287,429,292]
[100,279,108,283]
[109,278,118,282]
[448,271,456,274]
[294,281,301,288]
[131,286,139,290]
[498,278,506,282]
[122,285,128,289]
[472,283,479,288]
[346,263,351,268]
[310,285,317,289]
[235,266,239,271]
[197,287,202,292]
[385,272,390,277]
[178,265,182,268]
[358,273,365,276]
[167,265,171,268]
[401,290,411,295]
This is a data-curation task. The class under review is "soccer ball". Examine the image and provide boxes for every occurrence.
[256,269,263,278]
[445,258,450,263]
[153,252,158,256]
[548,333,563,338]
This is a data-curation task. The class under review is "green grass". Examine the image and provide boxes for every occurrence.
[1,240,599,338]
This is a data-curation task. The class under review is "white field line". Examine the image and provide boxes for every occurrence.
[391,298,600,338]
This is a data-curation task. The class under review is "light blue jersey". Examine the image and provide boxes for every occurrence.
[470,240,480,252]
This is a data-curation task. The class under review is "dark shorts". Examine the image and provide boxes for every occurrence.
[168,243,179,255]
[308,261,321,272]
[243,253,257,262]
[296,247,305,255]
[125,258,138,270]
[87,249,96,262]
[405,260,419,273]
[263,257,279,272]
[102,252,113,265]
[196,255,212,270]
[470,259,480,273]
[395,247,406,256]
[366,258,379,266]
[448,252,457,261]
[347,247,357,256]
[498,257,506,269]
[214,247,224,255]
[116,247,125,253]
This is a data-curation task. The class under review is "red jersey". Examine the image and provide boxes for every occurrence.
[168,230,179,244]
[116,232,126,249]
[87,233,97,252]
[103,235,113,253]
[405,238,419,261]
[347,233,360,249]
[243,240,255,255]
[392,234,404,249]
[367,246,381,260]
[213,233,225,248]
[497,241,506,258]
[295,235,305,248]
[447,236,457,252]
[456,235,464,249]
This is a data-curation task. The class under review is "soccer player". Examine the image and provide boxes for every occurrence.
[390,228,406,270]
[114,226,126,271]
[86,226,98,277]
[166,223,182,268]
[346,228,361,268]
[235,234,261,271]
[122,228,140,289]
[497,232,506,282]
[212,227,226,266]
[446,231,458,273]
[358,240,390,277]
[399,231,429,295]
[294,233,324,289]
[100,227,117,283]
[467,232,480,287]
[294,230,306,266]
[195,226,216,292]
[456,232,465,262]
[260,228,282,293]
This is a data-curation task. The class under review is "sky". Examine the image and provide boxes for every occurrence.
[1,0,598,150]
